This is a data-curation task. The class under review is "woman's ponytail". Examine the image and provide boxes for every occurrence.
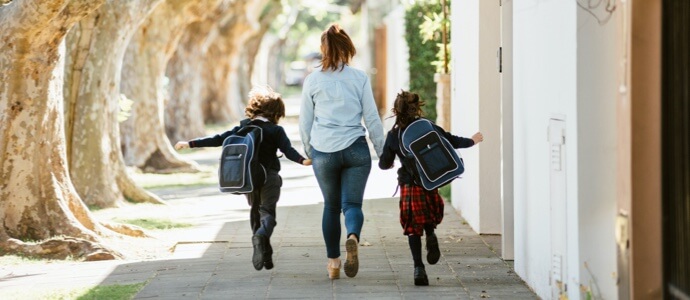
[320,24,356,71]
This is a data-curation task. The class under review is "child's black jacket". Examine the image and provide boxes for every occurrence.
[378,119,474,185]
[189,118,305,171]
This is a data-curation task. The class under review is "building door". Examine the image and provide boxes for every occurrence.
[374,25,387,117]
[549,117,567,299]
[662,1,690,298]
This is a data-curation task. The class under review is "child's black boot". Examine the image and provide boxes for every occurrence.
[252,234,266,270]
[263,235,274,270]
[414,265,429,286]
[426,232,440,265]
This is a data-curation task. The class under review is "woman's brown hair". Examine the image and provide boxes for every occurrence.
[245,86,285,124]
[391,90,425,129]
[320,24,356,72]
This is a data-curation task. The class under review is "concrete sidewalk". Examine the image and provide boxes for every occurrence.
[1,196,536,299]
[1,95,536,299]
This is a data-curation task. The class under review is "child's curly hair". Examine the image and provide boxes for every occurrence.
[245,86,285,124]
[392,90,425,129]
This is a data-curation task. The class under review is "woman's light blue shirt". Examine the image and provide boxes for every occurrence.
[299,65,384,159]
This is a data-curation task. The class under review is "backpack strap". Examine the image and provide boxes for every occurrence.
[397,127,409,156]
[249,120,264,144]
[235,121,263,144]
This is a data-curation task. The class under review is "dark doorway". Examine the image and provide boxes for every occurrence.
[662,1,690,299]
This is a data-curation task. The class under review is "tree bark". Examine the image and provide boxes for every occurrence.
[0,0,124,260]
[234,3,282,105]
[164,0,245,140]
[199,1,256,124]
[64,0,165,209]
[119,0,223,174]
[164,20,214,143]
[201,0,280,124]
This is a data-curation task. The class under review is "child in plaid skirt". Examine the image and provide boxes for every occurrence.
[379,91,483,286]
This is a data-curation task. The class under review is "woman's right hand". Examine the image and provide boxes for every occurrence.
[174,141,189,150]
[302,159,312,166]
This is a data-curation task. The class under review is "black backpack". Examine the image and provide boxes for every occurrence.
[218,122,266,194]
[399,118,464,190]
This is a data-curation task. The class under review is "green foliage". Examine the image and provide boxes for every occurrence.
[273,0,343,63]
[439,184,451,201]
[405,0,451,121]
[115,218,192,230]
[432,42,451,74]
[419,12,445,43]
[417,1,451,74]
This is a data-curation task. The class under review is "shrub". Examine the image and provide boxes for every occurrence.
[404,0,450,122]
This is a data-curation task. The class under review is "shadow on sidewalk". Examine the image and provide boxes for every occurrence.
[86,196,537,299]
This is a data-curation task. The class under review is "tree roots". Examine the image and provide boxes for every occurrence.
[101,222,150,238]
[0,237,122,261]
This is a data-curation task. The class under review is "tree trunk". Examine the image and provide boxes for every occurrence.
[163,0,241,142]
[0,0,124,260]
[64,0,165,209]
[164,20,213,143]
[234,3,281,105]
[200,2,255,124]
[201,0,279,124]
[119,0,222,174]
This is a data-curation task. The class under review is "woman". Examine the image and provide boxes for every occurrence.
[299,24,384,280]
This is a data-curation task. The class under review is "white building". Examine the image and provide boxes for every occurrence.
[450,0,683,299]
[375,0,687,299]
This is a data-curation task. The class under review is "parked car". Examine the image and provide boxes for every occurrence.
[284,61,307,86]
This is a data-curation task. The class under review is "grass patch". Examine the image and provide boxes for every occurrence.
[116,218,192,230]
[33,283,147,300]
[74,283,146,300]
[439,185,451,201]
[0,255,72,266]
[7,283,146,300]
[131,165,217,190]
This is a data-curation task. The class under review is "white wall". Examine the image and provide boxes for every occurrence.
[450,0,502,234]
[575,8,619,300]
[511,2,620,300]
[513,1,579,299]
[382,6,409,131]
[500,0,515,261]
[451,0,479,230]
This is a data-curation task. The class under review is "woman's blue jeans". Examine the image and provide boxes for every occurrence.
[311,136,372,258]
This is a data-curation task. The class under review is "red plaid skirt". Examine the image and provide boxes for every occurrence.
[399,184,444,236]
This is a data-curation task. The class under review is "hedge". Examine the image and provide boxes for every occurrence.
[404,0,449,122]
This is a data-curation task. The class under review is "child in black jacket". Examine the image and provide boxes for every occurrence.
[175,87,311,271]
[378,91,483,286]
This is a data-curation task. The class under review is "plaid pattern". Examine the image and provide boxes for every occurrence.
[399,184,444,236]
